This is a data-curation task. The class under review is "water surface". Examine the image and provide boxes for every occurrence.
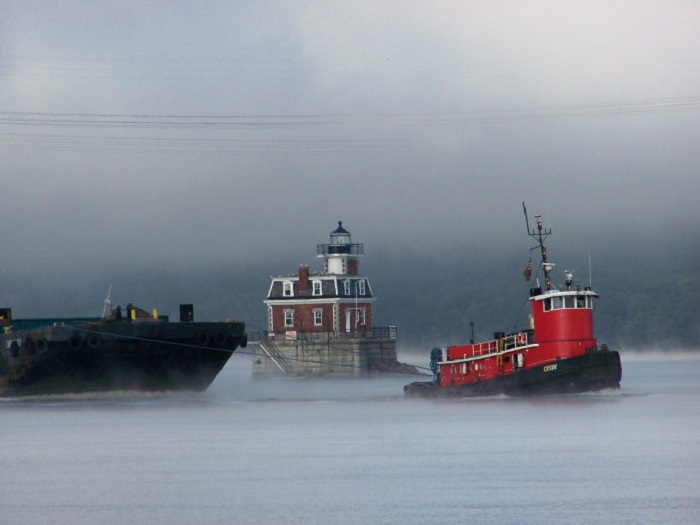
[1,353,698,525]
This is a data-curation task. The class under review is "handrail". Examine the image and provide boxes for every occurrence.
[250,327,398,342]
[446,331,534,362]
[255,339,294,375]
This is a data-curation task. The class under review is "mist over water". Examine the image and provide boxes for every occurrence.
[1,353,699,525]
[3,6,698,522]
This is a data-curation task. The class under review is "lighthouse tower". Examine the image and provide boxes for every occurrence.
[317,221,364,275]
[256,221,410,377]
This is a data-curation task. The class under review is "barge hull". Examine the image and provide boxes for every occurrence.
[1,321,246,397]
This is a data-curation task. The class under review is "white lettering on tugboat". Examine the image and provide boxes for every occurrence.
[543,364,558,373]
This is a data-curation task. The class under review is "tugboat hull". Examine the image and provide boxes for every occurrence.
[404,349,622,398]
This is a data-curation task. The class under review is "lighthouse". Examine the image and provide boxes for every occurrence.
[254,221,413,377]
[265,221,374,336]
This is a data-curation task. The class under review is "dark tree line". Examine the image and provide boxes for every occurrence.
[6,236,698,352]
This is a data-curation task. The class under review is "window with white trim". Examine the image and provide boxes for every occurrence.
[284,309,294,327]
[312,280,322,296]
[544,294,592,311]
[313,309,323,326]
[358,279,366,295]
[283,281,293,297]
[343,280,351,295]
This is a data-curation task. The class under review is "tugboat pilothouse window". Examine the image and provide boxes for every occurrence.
[544,295,592,311]
[543,296,564,310]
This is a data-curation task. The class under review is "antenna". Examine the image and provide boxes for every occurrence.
[522,202,531,234]
[588,252,592,288]
[522,202,554,290]
[102,284,113,318]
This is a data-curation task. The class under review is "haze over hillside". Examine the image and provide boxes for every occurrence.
[1,2,698,352]
[4,215,698,352]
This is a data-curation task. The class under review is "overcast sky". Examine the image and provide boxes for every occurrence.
[1,1,698,301]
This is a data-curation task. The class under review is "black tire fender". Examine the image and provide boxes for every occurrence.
[36,337,49,353]
[68,333,82,350]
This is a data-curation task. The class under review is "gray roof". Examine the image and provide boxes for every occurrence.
[267,276,373,300]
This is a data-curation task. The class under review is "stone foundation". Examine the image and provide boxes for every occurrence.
[252,335,415,378]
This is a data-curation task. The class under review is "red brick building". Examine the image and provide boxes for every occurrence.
[265,221,375,336]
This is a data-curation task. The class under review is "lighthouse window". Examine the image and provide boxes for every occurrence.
[313,309,323,326]
[283,281,293,297]
[358,280,366,295]
[284,310,294,327]
[312,281,322,296]
[343,280,351,295]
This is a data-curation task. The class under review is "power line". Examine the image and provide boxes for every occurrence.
[1,96,699,128]
[0,131,410,156]
[1,96,696,155]
[72,324,428,372]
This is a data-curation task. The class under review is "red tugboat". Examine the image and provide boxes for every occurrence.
[404,205,622,397]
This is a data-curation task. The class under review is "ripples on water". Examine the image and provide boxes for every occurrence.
[1,353,699,525]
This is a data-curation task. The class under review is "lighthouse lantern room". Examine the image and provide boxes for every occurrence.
[317,221,364,275]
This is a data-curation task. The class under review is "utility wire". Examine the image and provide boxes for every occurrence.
[1,96,699,129]
[1,96,696,155]
[71,325,429,372]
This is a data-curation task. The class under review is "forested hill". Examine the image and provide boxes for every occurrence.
[4,236,699,352]
[365,242,700,351]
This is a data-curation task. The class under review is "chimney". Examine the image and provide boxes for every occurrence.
[299,265,309,291]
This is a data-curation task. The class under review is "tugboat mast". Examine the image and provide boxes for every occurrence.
[523,202,554,291]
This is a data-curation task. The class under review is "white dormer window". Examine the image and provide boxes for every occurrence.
[358,280,366,295]
[312,280,322,296]
[283,281,293,297]
[343,280,351,295]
